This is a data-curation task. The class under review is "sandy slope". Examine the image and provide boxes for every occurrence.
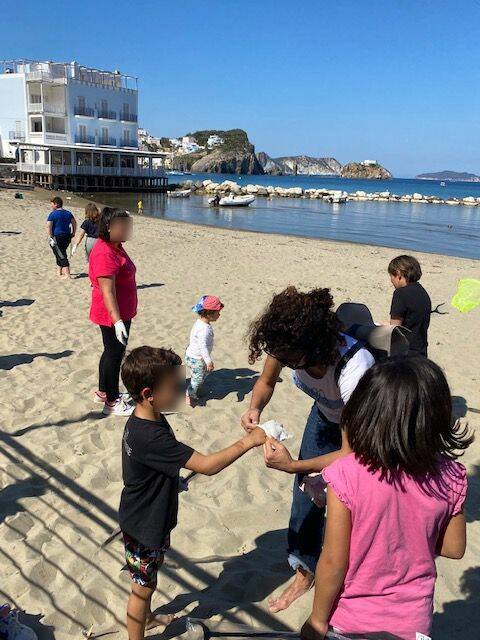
[0,188,478,639]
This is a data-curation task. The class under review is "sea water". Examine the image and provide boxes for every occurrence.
[95,175,480,260]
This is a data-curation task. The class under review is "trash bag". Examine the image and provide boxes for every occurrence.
[451,278,480,313]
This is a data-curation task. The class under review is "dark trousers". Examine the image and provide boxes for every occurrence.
[287,404,342,574]
[51,233,71,268]
[98,320,131,402]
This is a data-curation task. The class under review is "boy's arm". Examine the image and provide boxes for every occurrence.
[198,326,212,365]
[264,429,351,474]
[437,513,466,559]
[185,427,266,476]
[390,289,406,325]
[307,486,351,630]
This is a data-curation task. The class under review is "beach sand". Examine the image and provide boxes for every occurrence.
[0,188,478,639]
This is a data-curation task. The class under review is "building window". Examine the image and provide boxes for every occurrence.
[78,96,86,109]
[123,129,130,145]
[78,124,87,141]
[101,127,109,144]
[31,117,43,132]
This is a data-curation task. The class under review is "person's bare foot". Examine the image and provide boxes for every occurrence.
[269,568,314,613]
[146,611,176,630]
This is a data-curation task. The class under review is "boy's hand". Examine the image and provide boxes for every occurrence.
[264,438,295,472]
[206,362,214,372]
[244,426,267,448]
[241,408,261,432]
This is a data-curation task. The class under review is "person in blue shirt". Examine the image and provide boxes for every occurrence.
[46,196,77,279]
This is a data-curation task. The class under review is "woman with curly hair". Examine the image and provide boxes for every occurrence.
[242,286,375,613]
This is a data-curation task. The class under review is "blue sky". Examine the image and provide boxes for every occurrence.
[2,0,479,176]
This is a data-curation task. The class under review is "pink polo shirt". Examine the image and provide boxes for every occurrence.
[322,453,467,640]
[89,239,137,326]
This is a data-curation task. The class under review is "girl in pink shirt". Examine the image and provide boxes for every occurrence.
[265,357,471,640]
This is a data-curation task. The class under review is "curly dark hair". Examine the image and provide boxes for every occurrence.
[247,286,342,366]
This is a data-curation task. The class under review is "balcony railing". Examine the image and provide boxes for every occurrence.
[98,110,117,120]
[120,112,138,122]
[75,135,96,144]
[17,162,166,178]
[29,102,66,114]
[9,131,26,141]
[74,106,95,117]
[26,71,67,84]
[99,137,117,146]
[120,139,138,148]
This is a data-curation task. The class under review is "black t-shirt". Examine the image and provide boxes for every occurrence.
[80,218,98,238]
[390,282,432,356]
[119,414,194,549]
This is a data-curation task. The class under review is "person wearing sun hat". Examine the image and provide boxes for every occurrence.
[185,295,224,406]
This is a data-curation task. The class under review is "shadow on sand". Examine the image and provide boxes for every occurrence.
[197,368,260,403]
[0,298,35,309]
[0,350,73,372]
[432,566,480,639]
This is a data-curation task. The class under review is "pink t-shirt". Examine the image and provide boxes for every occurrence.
[89,239,137,326]
[322,453,467,640]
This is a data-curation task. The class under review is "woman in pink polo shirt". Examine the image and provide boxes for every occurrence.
[89,207,137,416]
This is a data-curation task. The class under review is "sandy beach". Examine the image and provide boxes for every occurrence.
[0,188,478,640]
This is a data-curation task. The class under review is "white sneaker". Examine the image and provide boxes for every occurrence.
[0,609,38,640]
[94,391,131,405]
[102,397,133,416]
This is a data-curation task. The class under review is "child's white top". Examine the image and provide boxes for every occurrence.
[186,319,214,364]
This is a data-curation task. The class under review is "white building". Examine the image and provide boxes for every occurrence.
[207,134,223,147]
[0,59,167,191]
[361,159,378,166]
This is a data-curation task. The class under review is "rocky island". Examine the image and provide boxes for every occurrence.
[416,170,480,182]
[257,153,341,176]
[340,161,392,179]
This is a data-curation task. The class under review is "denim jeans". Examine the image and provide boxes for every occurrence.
[287,403,342,574]
[185,355,208,400]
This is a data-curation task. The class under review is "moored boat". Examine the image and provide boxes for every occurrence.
[209,194,255,207]
[167,189,191,198]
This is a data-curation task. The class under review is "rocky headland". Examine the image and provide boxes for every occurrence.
[340,162,392,179]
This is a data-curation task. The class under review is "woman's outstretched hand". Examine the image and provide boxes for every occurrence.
[300,617,328,640]
[241,408,261,432]
[263,437,295,472]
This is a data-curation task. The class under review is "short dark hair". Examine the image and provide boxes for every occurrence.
[97,207,130,242]
[388,255,422,283]
[247,286,342,366]
[199,309,218,319]
[51,196,63,208]
[342,356,473,476]
[121,346,182,403]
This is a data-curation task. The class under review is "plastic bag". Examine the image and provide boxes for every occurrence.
[451,278,480,313]
[258,420,292,442]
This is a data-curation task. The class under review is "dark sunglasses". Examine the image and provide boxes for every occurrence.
[265,349,311,370]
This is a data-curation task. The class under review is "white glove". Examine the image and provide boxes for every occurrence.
[71,243,77,255]
[114,320,129,345]
[49,237,55,247]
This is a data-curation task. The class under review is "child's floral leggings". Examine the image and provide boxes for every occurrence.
[186,355,208,400]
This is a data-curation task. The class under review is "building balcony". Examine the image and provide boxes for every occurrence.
[26,71,67,84]
[120,139,138,148]
[120,112,138,123]
[98,110,117,120]
[17,162,166,178]
[28,102,66,115]
[74,106,95,117]
[75,135,96,144]
[99,137,117,146]
[9,131,26,141]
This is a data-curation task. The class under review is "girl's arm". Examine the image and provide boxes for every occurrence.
[198,327,213,366]
[241,355,283,431]
[437,513,466,559]
[304,486,351,636]
[264,429,351,473]
[75,230,86,246]
[98,276,121,324]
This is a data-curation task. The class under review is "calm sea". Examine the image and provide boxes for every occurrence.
[94,174,480,260]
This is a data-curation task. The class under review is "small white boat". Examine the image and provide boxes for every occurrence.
[209,194,255,207]
[440,181,446,187]
[167,189,191,198]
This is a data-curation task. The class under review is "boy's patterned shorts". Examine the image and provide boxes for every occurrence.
[123,533,169,587]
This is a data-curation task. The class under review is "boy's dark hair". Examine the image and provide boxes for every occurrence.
[199,309,218,319]
[342,356,473,476]
[51,196,63,208]
[121,346,182,403]
[98,207,130,242]
[247,286,341,365]
[388,255,422,283]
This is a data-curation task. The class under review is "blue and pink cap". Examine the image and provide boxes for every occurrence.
[192,295,224,313]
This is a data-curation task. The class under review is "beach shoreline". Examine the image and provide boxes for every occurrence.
[0,188,479,639]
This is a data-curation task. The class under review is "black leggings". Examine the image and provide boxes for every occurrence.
[98,320,131,402]
[51,233,71,268]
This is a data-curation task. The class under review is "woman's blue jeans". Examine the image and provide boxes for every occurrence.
[287,403,341,574]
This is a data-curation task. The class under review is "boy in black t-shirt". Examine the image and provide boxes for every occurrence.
[388,255,432,356]
[119,346,266,640]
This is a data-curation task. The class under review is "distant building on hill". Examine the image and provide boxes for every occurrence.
[0,59,168,191]
[207,134,223,147]
[361,159,378,166]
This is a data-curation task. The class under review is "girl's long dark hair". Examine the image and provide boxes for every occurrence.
[342,356,473,476]
[247,286,342,365]
[97,207,130,242]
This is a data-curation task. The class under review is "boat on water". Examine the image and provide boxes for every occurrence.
[166,170,185,176]
[440,181,446,186]
[208,194,256,207]
[167,189,191,198]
